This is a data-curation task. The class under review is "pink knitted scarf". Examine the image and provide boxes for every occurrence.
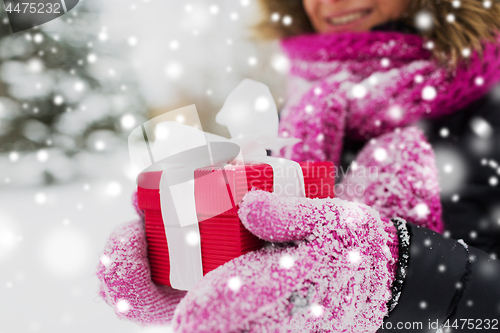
[278,31,500,164]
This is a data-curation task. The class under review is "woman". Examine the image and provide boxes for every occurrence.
[97,1,500,332]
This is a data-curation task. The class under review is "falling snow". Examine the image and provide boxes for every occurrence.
[414,203,430,218]
[415,11,433,31]
[116,299,131,313]
[373,148,388,162]
[279,254,295,269]
[351,84,368,99]
[227,276,242,291]
[470,117,493,138]
[422,86,437,100]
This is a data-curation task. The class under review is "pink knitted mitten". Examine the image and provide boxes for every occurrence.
[173,190,399,333]
[96,219,186,325]
[338,126,444,233]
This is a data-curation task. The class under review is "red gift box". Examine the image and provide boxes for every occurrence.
[137,161,335,287]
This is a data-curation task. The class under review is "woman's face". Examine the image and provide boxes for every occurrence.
[303,0,410,33]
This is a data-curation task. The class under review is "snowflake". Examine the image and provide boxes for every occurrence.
[207,5,219,15]
[165,62,183,79]
[489,177,498,186]
[98,30,108,41]
[310,304,324,318]
[351,84,367,99]
[227,276,242,291]
[33,33,44,43]
[443,164,453,173]
[35,192,47,204]
[87,53,97,63]
[120,114,136,129]
[53,95,64,105]
[414,203,430,218]
[348,250,361,263]
[282,15,292,26]
[279,255,295,269]
[185,230,200,246]
[446,13,456,23]
[271,54,290,74]
[470,117,492,138]
[128,36,138,46]
[9,151,19,162]
[440,128,449,137]
[116,299,131,313]
[37,150,48,162]
[415,11,433,31]
[373,148,388,162]
[422,86,437,100]
[74,81,84,92]
[100,255,112,267]
[254,96,270,112]
[94,140,106,151]
[388,106,403,120]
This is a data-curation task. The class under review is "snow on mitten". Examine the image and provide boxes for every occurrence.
[96,219,186,325]
[172,190,400,333]
[338,126,444,233]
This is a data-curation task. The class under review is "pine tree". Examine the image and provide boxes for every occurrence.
[0,0,147,185]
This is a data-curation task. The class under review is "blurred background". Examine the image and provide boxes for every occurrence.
[0,0,289,332]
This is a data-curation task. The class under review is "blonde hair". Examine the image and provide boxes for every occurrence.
[254,0,500,64]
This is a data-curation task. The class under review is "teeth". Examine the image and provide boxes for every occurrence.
[330,11,366,25]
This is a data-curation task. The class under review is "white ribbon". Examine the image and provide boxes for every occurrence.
[157,142,240,291]
[217,79,305,197]
[129,79,304,291]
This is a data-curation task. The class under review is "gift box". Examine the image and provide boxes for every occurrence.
[137,161,335,288]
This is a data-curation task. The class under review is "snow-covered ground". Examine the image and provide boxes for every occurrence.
[0,153,173,333]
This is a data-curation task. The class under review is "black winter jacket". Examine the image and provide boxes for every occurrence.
[379,220,500,332]
[337,23,500,326]
[424,91,500,256]
[340,86,500,332]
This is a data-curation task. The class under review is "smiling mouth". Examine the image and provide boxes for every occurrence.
[328,9,372,26]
